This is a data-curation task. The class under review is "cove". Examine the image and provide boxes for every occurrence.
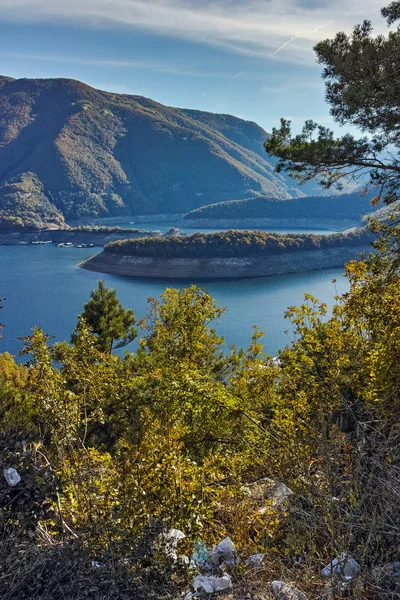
[1,240,349,360]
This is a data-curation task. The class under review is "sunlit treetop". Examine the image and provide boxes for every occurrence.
[265,2,400,205]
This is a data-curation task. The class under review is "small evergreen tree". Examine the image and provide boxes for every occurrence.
[76,280,137,353]
[265,2,400,204]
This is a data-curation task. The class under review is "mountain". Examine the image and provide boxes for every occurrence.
[0,172,65,231]
[0,75,350,230]
[182,191,378,228]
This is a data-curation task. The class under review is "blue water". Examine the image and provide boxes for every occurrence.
[1,224,349,360]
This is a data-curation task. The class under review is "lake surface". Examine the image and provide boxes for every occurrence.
[1,222,349,360]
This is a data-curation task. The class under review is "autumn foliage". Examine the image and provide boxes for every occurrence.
[1,228,400,598]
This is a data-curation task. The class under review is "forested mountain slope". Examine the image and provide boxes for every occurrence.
[0,76,349,229]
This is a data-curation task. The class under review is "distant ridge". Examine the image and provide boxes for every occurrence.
[182,191,377,230]
[0,75,353,230]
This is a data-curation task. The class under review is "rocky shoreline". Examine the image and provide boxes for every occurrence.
[80,244,371,280]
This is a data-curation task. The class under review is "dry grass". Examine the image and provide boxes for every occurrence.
[0,535,186,600]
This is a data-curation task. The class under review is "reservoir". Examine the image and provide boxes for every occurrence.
[1,222,350,359]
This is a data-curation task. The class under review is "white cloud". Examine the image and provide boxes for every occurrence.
[0,0,385,65]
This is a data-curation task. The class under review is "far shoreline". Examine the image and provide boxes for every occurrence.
[0,213,361,247]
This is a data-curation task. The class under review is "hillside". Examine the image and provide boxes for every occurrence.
[104,228,374,258]
[0,76,350,230]
[182,191,378,229]
[0,172,65,230]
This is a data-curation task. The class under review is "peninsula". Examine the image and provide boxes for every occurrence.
[80,229,374,279]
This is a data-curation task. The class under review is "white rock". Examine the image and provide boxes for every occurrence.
[271,581,308,600]
[271,482,293,506]
[158,528,185,560]
[3,467,21,487]
[242,477,293,507]
[192,573,232,594]
[245,553,265,568]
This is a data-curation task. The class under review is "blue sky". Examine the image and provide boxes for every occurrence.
[0,0,385,134]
